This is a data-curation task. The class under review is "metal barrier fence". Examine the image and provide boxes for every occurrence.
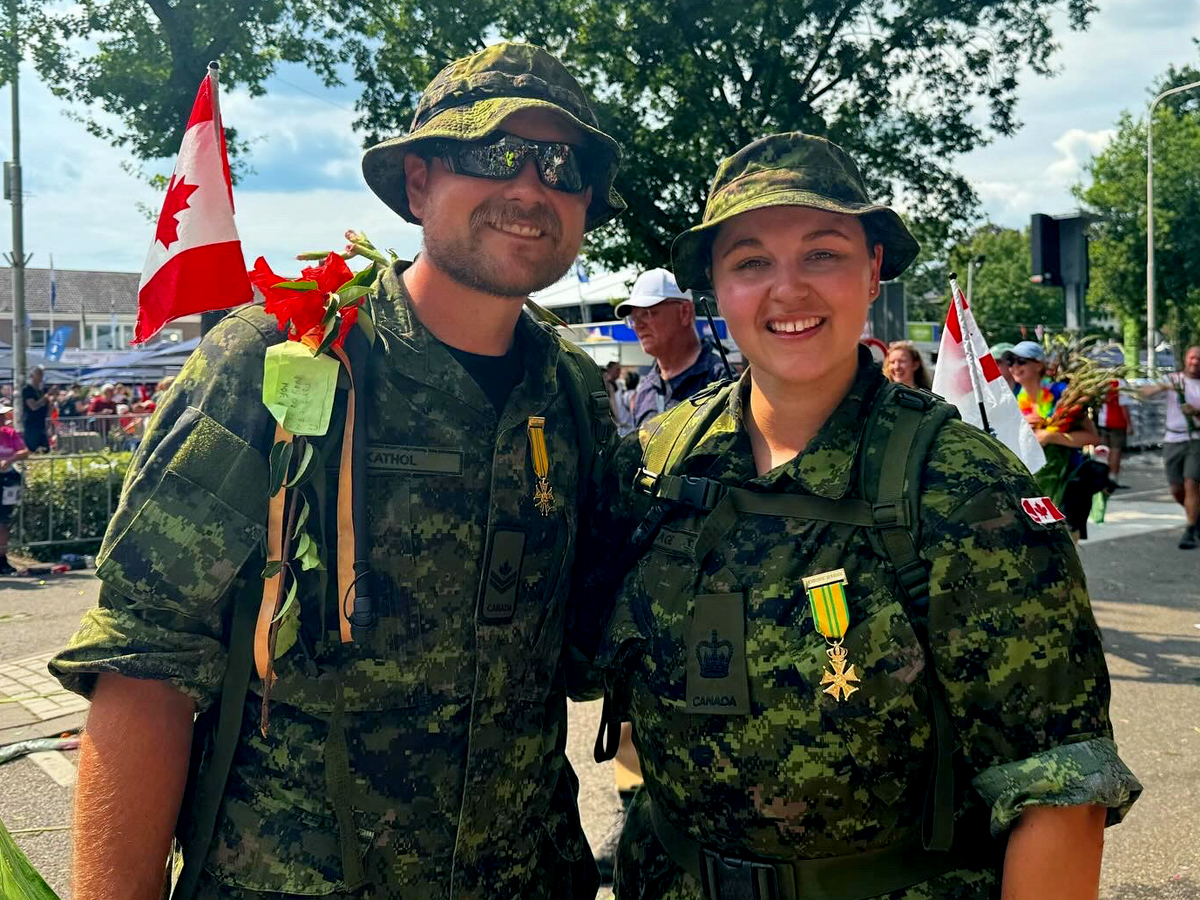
[47,413,153,454]
[10,453,123,550]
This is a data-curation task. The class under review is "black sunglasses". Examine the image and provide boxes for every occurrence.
[1005,355,1035,365]
[429,133,588,194]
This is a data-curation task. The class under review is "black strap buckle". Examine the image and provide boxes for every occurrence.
[672,475,725,510]
[700,849,780,900]
[893,385,933,410]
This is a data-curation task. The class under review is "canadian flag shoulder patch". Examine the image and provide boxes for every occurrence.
[1021,496,1066,526]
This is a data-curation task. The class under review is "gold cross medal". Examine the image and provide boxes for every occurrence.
[527,416,555,517]
[802,568,859,702]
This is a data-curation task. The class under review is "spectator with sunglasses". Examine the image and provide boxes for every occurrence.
[616,268,730,427]
[52,42,624,900]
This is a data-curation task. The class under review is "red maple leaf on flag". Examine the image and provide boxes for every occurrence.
[154,174,200,250]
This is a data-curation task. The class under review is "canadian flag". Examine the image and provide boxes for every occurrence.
[931,285,1046,474]
[134,72,252,344]
[1021,496,1066,525]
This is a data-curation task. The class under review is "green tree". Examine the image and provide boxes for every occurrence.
[341,0,1097,271]
[1074,65,1200,362]
[20,0,344,179]
[903,224,1066,343]
[24,0,1094,262]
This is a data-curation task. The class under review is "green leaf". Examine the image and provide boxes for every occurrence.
[347,263,379,288]
[298,538,323,572]
[285,443,315,489]
[272,579,300,659]
[291,496,310,538]
[357,304,376,347]
[274,280,318,291]
[0,813,60,899]
[272,573,298,624]
[315,314,342,356]
[293,532,312,562]
[337,284,373,306]
[261,559,284,579]
[268,440,294,498]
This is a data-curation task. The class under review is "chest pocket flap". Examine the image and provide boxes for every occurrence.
[97,406,268,613]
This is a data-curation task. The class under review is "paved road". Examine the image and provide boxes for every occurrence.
[2,451,1197,898]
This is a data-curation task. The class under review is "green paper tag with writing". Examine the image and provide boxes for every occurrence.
[262,342,340,436]
[686,592,749,715]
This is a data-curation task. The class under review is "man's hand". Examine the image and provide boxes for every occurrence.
[1002,804,1105,900]
[74,674,195,900]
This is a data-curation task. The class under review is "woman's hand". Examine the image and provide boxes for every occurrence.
[1035,429,1056,447]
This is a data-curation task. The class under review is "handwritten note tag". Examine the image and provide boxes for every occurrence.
[262,342,340,436]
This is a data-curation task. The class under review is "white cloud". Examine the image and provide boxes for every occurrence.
[1044,128,1116,187]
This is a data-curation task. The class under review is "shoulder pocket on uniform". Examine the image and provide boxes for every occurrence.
[97,407,268,612]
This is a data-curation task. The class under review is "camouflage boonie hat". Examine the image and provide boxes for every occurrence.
[671,132,919,289]
[362,42,625,232]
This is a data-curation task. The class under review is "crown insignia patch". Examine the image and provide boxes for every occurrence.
[696,629,734,679]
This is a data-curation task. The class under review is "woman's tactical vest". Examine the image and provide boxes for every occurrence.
[594,380,967,900]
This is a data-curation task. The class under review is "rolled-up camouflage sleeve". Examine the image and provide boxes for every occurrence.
[49,310,280,713]
[919,422,1141,836]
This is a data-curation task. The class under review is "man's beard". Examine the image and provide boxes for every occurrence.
[422,198,578,297]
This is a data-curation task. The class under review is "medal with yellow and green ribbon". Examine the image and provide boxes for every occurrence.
[802,568,859,702]
[527,416,554,516]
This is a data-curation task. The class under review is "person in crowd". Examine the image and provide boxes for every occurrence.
[87,382,118,416]
[1097,378,1132,488]
[57,384,85,419]
[50,41,624,900]
[21,365,50,453]
[581,132,1139,900]
[602,359,622,420]
[884,340,932,389]
[1139,346,1200,548]
[990,341,1018,393]
[0,402,28,575]
[1011,340,1100,534]
[616,267,729,427]
[150,376,175,405]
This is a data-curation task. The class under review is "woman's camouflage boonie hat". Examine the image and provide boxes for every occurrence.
[671,132,919,290]
[362,42,625,232]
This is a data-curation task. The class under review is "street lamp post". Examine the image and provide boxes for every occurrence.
[1146,79,1200,378]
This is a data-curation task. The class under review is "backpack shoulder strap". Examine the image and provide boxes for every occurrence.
[634,380,735,506]
[858,381,959,853]
[555,338,615,505]
[859,382,958,606]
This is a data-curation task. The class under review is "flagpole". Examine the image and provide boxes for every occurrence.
[207,61,222,145]
[48,253,54,333]
[948,272,993,436]
[199,60,227,339]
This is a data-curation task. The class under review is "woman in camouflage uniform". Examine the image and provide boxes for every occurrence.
[593,133,1140,900]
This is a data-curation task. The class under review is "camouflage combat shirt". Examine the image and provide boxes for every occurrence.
[50,262,598,900]
[596,360,1141,900]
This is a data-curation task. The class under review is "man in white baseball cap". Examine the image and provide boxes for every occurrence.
[616,267,728,426]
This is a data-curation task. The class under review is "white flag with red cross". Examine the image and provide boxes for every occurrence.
[930,285,1045,474]
[134,70,252,344]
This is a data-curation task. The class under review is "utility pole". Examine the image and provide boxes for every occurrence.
[1146,79,1200,378]
[3,0,29,429]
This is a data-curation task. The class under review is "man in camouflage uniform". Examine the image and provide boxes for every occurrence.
[587,133,1141,899]
[50,42,623,900]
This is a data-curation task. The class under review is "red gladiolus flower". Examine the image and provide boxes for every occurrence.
[249,252,360,349]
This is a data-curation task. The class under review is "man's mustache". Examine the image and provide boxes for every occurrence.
[471,200,563,242]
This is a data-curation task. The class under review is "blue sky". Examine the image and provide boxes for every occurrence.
[2,0,1198,276]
